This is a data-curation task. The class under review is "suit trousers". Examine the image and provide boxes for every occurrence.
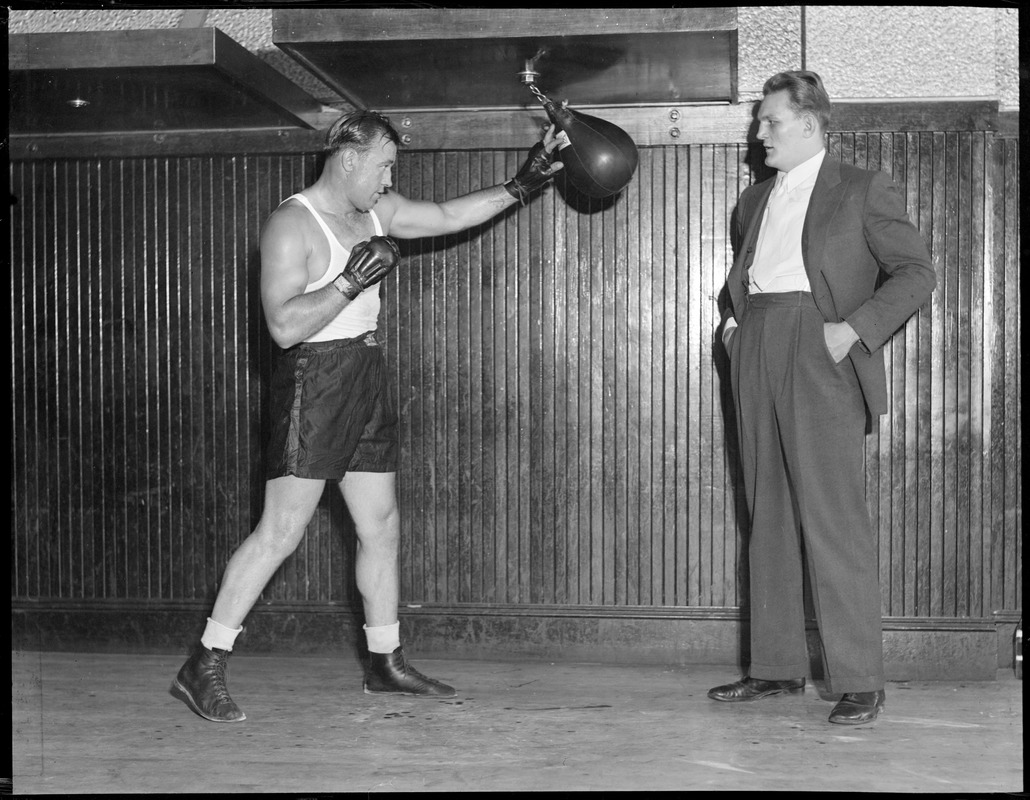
[729,291,885,694]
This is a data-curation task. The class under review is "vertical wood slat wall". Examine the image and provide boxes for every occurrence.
[9,133,1021,625]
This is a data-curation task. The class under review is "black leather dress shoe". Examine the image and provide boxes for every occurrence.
[828,689,885,724]
[707,676,806,702]
[364,647,456,697]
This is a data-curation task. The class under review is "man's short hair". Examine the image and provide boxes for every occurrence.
[763,70,831,133]
[325,109,402,157]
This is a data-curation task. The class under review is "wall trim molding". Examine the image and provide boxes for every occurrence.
[8,100,1013,160]
[11,600,1018,681]
[11,597,1020,625]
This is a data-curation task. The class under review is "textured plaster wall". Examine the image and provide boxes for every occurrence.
[738,5,1019,110]
[8,7,1020,110]
[805,6,1012,104]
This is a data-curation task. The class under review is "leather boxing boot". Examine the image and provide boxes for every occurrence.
[829,689,885,725]
[170,644,246,722]
[708,676,806,702]
[364,647,456,697]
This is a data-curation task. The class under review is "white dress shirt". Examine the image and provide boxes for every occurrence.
[748,148,825,294]
[724,148,826,340]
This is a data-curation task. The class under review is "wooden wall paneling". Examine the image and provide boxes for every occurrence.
[697,143,716,606]
[631,170,651,606]
[589,193,609,606]
[569,178,589,606]
[98,160,120,600]
[997,135,1021,612]
[694,140,712,607]
[463,152,484,605]
[421,152,441,604]
[659,148,678,606]
[31,160,50,599]
[964,133,986,618]
[845,131,885,616]
[549,165,571,606]
[482,150,508,604]
[461,150,479,605]
[576,176,596,606]
[484,153,507,605]
[939,130,959,619]
[512,149,531,605]
[634,148,656,606]
[949,132,967,617]
[612,179,629,606]
[707,141,733,607]
[913,132,938,618]
[671,146,690,607]
[683,144,702,607]
[165,158,185,602]
[37,161,57,599]
[898,131,921,618]
[54,162,72,599]
[573,187,591,605]
[9,129,1021,671]
[923,132,945,619]
[11,161,25,598]
[440,151,458,605]
[582,191,598,605]
[13,162,35,597]
[194,158,221,599]
[537,167,556,605]
[392,150,421,604]
[609,189,626,605]
[215,155,246,600]
[430,151,449,605]
[524,158,542,605]
[458,153,474,606]
[557,173,580,605]
[73,160,93,597]
[110,160,134,599]
[434,150,453,606]
[977,134,997,619]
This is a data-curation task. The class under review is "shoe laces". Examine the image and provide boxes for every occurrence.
[207,652,234,703]
[403,662,438,686]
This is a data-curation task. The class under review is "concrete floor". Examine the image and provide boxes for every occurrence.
[11,649,1023,794]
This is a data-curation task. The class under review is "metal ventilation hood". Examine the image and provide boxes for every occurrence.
[8,9,744,155]
[271,8,737,111]
[8,27,324,137]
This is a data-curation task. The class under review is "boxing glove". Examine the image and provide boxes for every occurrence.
[332,235,401,300]
[504,141,562,205]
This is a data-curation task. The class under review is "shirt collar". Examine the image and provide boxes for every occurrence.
[778,148,826,192]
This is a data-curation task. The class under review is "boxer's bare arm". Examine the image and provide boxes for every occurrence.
[260,206,350,349]
[380,186,517,240]
[379,126,563,241]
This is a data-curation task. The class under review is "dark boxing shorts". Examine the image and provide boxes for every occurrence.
[264,331,398,481]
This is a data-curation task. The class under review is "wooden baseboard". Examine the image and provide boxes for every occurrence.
[11,601,1019,681]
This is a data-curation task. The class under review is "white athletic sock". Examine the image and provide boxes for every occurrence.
[364,621,401,654]
[200,617,243,652]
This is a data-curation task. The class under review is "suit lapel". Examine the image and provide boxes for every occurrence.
[802,157,845,288]
[731,179,777,297]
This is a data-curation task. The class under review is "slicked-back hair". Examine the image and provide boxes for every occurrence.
[763,70,831,133]
[324,109,401,157]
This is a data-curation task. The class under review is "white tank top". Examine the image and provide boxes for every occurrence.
[281,193,385,342]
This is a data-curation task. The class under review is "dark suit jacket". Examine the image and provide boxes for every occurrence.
[722,156,937,416]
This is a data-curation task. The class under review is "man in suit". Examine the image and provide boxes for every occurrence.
[709,71,936,724]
